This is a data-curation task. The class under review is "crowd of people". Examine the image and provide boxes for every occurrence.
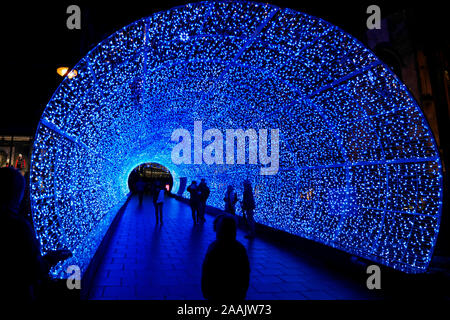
[185,178,255,300]
[134,176,257,300]
[187,178,210,225]
[221,180,256,239]
[137,177,257,240]
[186,179,256,238]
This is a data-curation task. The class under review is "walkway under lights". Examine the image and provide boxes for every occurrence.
[87,195,379,300]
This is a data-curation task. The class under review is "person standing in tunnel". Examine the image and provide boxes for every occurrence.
[151,181,160,205]
[187,181,200,224]
[155,185,164,224]
[224,185,238,216]
[136,177,146,206]
[198,178,210,223]
[242,180,256,239]
[201,214,250,301]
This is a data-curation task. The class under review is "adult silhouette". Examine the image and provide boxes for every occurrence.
[242,180,256,239]
[187,181,200,224]
[224,185,238,215]
[155,185,165,224]
[0,167,71,301]
[198,178,210,223]
[201,214,250,301]
[135,177,146,206]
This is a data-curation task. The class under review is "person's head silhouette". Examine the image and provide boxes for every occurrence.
[0,167,25,214]
[214,214,237,241]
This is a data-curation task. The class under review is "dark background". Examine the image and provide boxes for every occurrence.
[2,0,447,135]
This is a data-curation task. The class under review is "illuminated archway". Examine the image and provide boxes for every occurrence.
[31,0,443,276]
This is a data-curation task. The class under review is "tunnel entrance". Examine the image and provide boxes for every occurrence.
[128,162,174,193]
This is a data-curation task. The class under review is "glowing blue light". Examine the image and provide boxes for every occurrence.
[31,0,443,276]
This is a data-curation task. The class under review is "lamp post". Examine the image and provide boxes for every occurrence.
[57,66,78,79]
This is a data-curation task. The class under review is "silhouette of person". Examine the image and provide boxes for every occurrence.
[187,181,200,224]
[198,179,210,223]
[135,177,146,206]
[201,214,250,301]
[242,180,256,239]
[155,185,164,224]
[19,171,33,226]
[224,185,238,215]
[153,181,161,201]
[0,167,71,301]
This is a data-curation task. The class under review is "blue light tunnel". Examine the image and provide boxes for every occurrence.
[31,0,443,277]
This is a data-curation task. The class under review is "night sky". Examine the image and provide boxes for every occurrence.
[2,0,446,135]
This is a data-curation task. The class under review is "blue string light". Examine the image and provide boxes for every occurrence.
[31,0,443,277]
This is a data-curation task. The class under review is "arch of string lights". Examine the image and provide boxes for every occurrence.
[31,0,443,276]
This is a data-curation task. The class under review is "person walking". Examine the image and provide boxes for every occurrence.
[155,185,164,224]
[135,177,146,206]
[198,178,210,223]
[224,185,238,215]
[187,181,200,224]
[242,180,256,239]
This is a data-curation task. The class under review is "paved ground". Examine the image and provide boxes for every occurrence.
[88,195,378,300]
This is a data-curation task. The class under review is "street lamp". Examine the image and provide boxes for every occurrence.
[57,66,78,79]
